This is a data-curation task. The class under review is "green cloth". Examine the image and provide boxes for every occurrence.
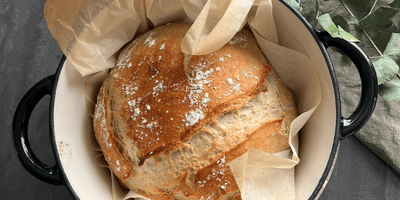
[331,48,400,175]
[298,0,400,174]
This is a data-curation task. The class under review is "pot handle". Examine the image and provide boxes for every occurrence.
[316,30,378,140]
[12,75,63,185]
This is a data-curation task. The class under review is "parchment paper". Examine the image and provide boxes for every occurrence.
[44,0,322,199]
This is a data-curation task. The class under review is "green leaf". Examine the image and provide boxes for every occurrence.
[302,0,320,27]
[338,26,360,43]
[318,13,339,37]
[379,78,400,101]
[389,0,400,8]
[373,56,400,85]
[332,15,350,32]
[347,16,359,25]
[305,13,319,27]
[359,7,398,38]
[317,13,359,42]
[284,0,302,12]
[383,33,400,60]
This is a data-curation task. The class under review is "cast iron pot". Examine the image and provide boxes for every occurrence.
[12,0,378,199]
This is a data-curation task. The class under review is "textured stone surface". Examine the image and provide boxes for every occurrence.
[1,0,71,199]
[2,0,400,199]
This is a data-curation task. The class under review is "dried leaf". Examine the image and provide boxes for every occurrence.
[301,0,320,27]
[338,25,360,42]
[347,16,359,25]
[318,13,359,42]
[379,78,400,101]
[389,0,400,8]
[373,55,400,85]
[359,6,398,38]
[318,13,339,37]
[283,0,303,12]
[332,15,350,32]
[383,33,400,61]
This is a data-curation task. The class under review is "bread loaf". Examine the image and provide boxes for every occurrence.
[93,22,298,200]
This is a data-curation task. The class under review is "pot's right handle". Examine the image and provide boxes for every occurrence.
[316,30,378,140]
[12,75,64,185]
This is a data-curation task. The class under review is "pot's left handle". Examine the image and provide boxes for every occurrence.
[12,75,64,185]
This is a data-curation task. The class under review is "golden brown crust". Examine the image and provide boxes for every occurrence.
[93,22,298,200]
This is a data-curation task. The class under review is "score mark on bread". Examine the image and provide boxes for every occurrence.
[93,22,298,200]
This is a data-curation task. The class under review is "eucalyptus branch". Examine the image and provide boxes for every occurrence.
[339,0,383,56]
[339,0,400,82]
[339,0,355,17]
[363,29,400,81]
[362,30,384,56]
[369,0,378,15]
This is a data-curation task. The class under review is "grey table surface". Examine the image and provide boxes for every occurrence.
[2,0,400,199]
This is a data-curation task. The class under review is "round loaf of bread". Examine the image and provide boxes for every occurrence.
[93,22,298,200]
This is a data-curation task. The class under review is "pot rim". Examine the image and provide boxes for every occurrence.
[50,55,81,200]
[273,1,342,199]
[48,1,343,199]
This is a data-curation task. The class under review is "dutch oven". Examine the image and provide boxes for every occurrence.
[12,0,378,199]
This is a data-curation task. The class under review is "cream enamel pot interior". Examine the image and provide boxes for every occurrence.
[12,0,378,199]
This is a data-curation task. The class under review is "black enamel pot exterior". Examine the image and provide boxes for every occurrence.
[12,0,378,199]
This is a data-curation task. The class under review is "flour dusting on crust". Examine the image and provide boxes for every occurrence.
[93,22,298,200]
